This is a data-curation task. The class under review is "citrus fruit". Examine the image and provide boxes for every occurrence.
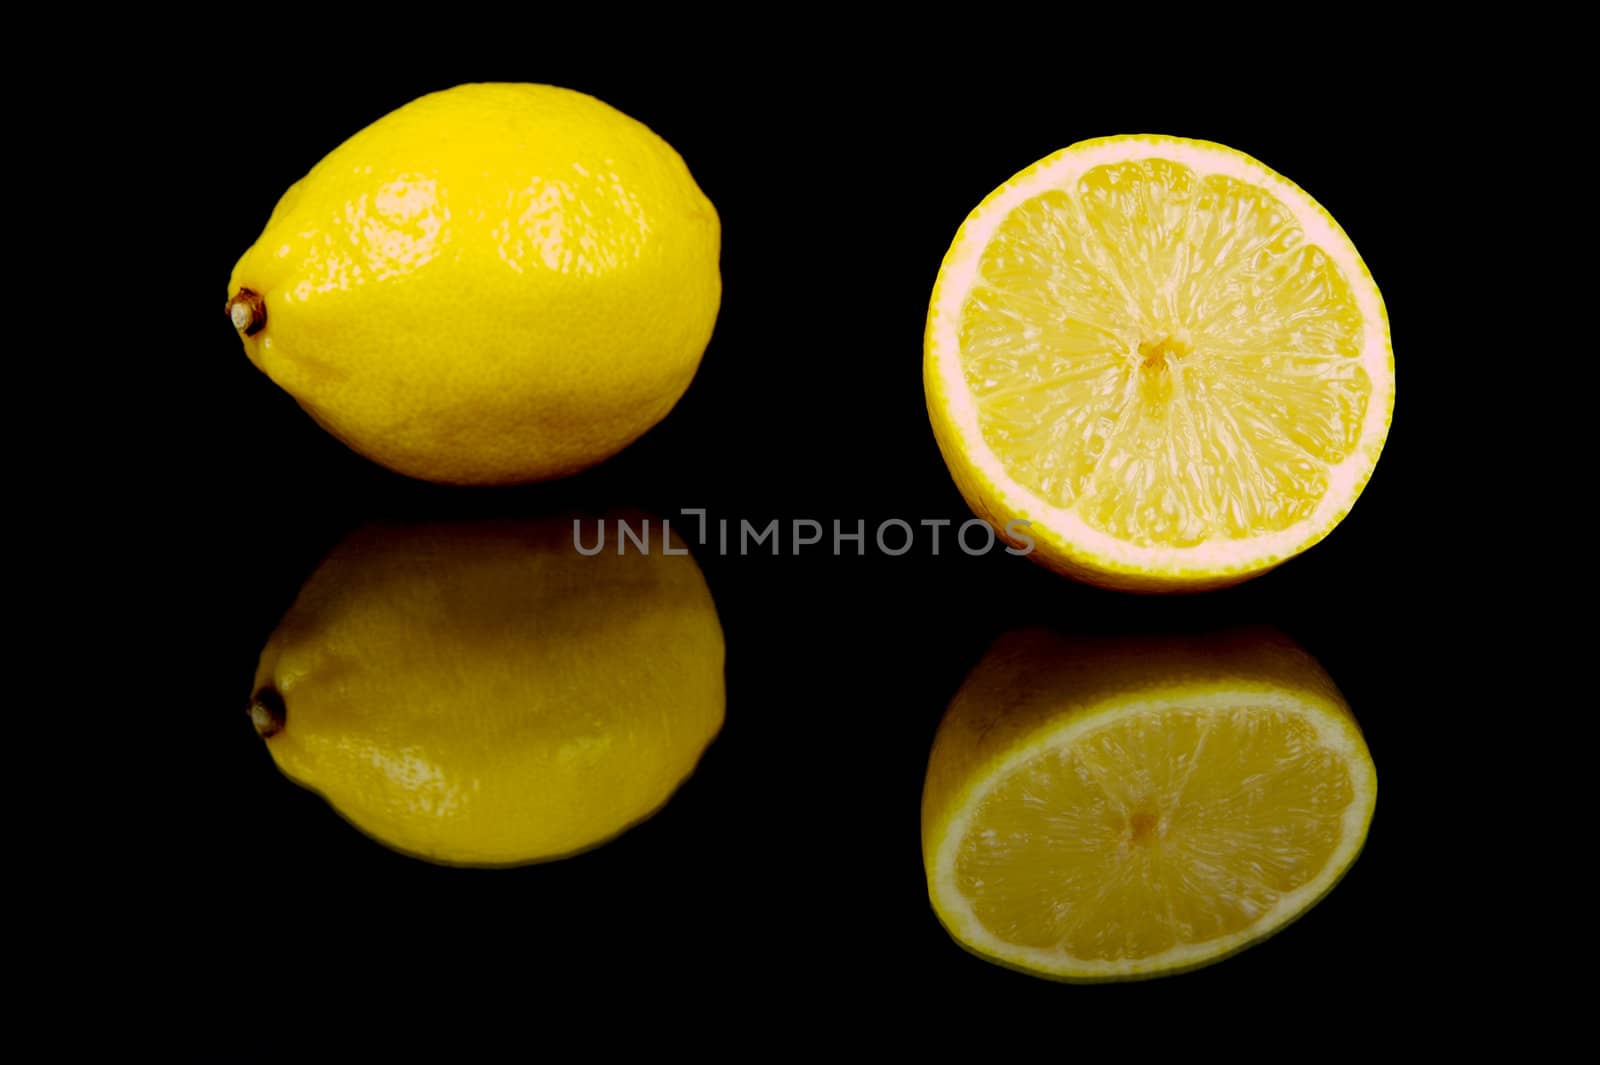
[922,628,1376,980]
[226,83,721,485]
[925,136,1393,590]
[248,517,724,865]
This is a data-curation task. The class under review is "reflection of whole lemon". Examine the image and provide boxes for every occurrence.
[226,84,721,484]
[249,518,724,865]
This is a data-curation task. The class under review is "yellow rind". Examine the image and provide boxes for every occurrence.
[228,83,722,486]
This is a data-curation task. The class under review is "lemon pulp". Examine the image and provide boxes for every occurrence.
[956,705,1356,964]
[927,136,1393,589]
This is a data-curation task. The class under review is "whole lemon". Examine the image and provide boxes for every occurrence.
[226,84,721,484]
[248,517,724,865]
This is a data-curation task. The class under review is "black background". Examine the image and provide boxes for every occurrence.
[128,48,1470,1033]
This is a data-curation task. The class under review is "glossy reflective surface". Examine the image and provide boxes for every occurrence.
[137,58,1458,1028]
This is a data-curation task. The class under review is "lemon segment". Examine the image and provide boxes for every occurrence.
[926,137,1393,589]
[922,630,1376,980]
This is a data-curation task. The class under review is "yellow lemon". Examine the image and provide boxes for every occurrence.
[925,136,1393,590]
[227,84,721,484]
[922,628,1376,980]
[249,517,724,865]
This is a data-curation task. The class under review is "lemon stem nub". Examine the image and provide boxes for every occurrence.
[249,688,286,739]
[227,289,267,336]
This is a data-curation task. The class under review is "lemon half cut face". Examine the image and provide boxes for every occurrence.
[925,136,1393,591]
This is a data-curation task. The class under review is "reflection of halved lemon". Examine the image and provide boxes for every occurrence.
[925,136,1394,590]
[922,629,1376,981]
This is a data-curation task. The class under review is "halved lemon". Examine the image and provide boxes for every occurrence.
[922,629,1376,981]
[925,136,1394,590]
